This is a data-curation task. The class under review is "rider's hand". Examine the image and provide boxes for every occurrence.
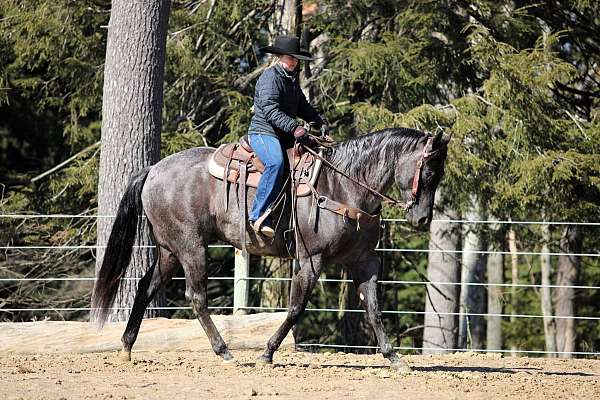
[293,125,307,139]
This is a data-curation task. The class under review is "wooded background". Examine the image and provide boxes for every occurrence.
[1,0,599,357]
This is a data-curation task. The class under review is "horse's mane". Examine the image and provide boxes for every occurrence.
[329,128,428,180]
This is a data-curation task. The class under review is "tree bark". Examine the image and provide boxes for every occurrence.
[422,200,460,354]
[262,0,302,311]
[301,32,329,101]
[95,0,171,322]
[555,226,581,358]
[270,0,301,38]
[458,197,487,350]
[540,223,558,356]
[486,229,503,352]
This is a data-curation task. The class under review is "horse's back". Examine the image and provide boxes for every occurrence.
[153,146,215,170]
[144,147,214,192]
[141,147,217,235]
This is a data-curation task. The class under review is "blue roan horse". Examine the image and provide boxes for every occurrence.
[92,128,450,371]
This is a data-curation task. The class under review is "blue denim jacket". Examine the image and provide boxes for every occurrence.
[247,64,321,148]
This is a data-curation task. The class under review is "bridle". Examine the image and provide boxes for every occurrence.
[407,136,434,210]
[303,135,436,212]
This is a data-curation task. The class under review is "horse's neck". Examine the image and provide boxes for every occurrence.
[321,141,420,213]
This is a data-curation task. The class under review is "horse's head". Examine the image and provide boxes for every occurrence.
[395,131,450,227]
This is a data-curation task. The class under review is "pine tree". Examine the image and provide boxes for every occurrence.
[95,0,171,322]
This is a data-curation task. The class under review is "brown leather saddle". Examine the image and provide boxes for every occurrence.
[208,135,322,196]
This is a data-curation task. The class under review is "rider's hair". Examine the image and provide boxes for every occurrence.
[268,55,281,67]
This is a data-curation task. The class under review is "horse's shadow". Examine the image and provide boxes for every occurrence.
[239,362,388,370]
[416,365,596,377]
[238,362,596,377]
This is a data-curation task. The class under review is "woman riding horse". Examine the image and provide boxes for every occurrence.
[247,35,328,237]
[91,34,451,372]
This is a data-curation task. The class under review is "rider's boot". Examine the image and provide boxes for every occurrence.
[251,209,275,238]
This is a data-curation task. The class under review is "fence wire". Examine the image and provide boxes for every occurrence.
[1,213,599,357]
[1,276,600,290]
[1,244,598,258]
[295,343,600,356]
[1,302,598,321]
[2,213,600,226]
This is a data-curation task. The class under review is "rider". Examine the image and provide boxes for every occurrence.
[247,35,328,237]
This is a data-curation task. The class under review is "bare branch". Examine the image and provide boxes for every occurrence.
[564,110,589,139]
[31,141,101,184]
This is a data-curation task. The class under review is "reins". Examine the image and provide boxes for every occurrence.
[301,134,436,212]
[256,131,437,257]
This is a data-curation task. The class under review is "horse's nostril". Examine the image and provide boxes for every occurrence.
[418,216,429,225]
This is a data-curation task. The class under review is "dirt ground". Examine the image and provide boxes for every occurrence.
[1,318,598,399]
[1,350,599,400]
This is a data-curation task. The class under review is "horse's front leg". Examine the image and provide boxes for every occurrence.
[350,253,412,372]
[257,255,322,364]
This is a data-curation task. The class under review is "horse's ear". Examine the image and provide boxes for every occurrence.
[432,130,444,148]
[432,131,451,148]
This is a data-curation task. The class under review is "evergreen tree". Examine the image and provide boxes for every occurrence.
[0,0,598,356]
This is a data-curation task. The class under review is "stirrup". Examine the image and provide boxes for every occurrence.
[253,208,272,231]
[252,220,275,238]
[252,209,274,238]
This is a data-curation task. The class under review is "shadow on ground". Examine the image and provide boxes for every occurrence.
[238,362,597,377]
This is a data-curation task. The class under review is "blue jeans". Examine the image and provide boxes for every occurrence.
[248,134,284,222]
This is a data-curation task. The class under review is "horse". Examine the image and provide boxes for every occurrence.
[91,127,450,372]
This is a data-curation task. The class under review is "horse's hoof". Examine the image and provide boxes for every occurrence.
[255,355,273,366]
[221,352,236,364]
[390,360,412,373]
[118,350,131,362]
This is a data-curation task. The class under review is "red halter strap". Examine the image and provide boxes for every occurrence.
[410,137,433,202]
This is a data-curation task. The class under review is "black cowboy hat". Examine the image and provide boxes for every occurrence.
[261,35,313,61]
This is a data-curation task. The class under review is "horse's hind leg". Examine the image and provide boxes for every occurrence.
[119,246,179,361]
[350,254,412,372]
[179,242,234,362]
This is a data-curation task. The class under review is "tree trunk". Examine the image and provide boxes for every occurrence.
[422,200,460,354]
[95,0,171,322]
[486,229,503,352]
[262,0,302,311]
[302,32,329,101]
[540,224,558,357]
[270,0,301,38]
[555,226,581,358]
[458,197,487,350]
[300,27,313,100]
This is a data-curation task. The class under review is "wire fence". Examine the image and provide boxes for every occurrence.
[2,244,599,258]
[1,298,599,320]
[1,213,599,356]
[2,213,600,226]
[2,276,600,290]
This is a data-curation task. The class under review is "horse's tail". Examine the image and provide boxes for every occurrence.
[91,166,152,329]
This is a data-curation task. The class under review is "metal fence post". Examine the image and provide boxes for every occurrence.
[233,248,249,314]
